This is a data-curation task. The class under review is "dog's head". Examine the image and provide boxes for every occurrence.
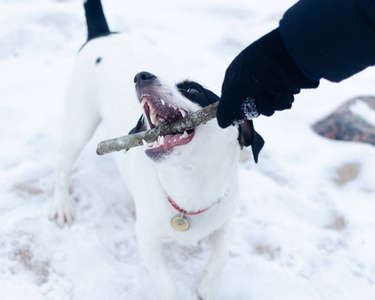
[131,71,264,163]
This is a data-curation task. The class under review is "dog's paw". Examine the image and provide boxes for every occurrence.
[197,271,221,300]
[49,200,75,228]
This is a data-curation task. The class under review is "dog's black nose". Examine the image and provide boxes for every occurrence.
[134,71,156,84]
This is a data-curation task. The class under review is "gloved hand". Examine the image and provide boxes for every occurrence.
[217,28,319,128]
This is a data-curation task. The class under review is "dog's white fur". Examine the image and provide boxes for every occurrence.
[51,31,241,300]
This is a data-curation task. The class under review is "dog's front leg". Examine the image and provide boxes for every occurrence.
[136,227,180,300]
[50,163,75,227]
[50,92,101,227]
[197,226,229,300]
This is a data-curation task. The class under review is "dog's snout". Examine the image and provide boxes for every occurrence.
[134,71,157,84]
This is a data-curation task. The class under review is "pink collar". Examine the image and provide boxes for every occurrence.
[167,196,219,215]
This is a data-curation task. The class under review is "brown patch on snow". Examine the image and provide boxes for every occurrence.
[312,96,375,146]
[333,162,360,187]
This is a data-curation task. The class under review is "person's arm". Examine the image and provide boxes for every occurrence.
[281,0,375,82]
[217,0,375,128]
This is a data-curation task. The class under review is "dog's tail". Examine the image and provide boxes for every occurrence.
[84,0,111,41]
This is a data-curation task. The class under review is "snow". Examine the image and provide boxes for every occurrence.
[350,100,375,128]
[1,0,375,299]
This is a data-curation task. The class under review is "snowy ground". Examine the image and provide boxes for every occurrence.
[1,0,375,299]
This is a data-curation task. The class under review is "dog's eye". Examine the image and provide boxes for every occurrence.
[187,87,201,94]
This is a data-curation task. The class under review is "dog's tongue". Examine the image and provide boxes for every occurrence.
[163,133,183,143]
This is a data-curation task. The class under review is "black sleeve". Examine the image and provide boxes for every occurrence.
[279,0,375,82]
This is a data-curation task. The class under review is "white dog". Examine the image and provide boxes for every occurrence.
[50,0,264,299]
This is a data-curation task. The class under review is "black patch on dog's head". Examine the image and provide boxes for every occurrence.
[96,57,102,65]
[177,80,265,163]
[177,81,219,108]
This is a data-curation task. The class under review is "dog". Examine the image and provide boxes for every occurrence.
[50,0,264,299]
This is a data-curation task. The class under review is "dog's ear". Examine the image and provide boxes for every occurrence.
[129,115,146,135]
[238,119,265,163]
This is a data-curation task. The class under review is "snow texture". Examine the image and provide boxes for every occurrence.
[242,97,260,119]
[1,0,375,299]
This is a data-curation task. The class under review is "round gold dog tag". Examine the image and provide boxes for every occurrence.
[171,216,190,231]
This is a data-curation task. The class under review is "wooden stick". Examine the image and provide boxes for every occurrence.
[96,101,219,155]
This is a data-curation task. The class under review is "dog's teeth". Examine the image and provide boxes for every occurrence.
[142,139,149,147]
[161,100,165,105]
[150,113,158,125]
[140,98,147,108]
[158,135,164,145]
[182,131,188,138]
[180,109,187,118]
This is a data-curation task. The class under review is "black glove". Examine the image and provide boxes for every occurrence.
[217,28,319,128]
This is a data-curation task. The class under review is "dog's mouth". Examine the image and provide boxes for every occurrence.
[140,95,195,160]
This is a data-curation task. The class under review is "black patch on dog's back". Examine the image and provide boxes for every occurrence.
[84,0,110,41]
[80,0,119,51]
